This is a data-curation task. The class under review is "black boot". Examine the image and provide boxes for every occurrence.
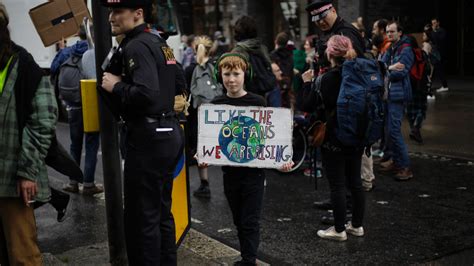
[49,187,70,222]
[193,181,211,199]
[409,128,423,144]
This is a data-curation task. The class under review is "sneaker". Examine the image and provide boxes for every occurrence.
[372,149,384,158]
[63,183,79,193]
[436,86,449,93]
[193,184,211,198]
[303,168,314,177]
[316,169,323,178]
[345,222,364,237]
[82,184,104,195]
[363,184,374,192]
[427,95,436,100]
[394,168,413,181]
[317,226,347,241]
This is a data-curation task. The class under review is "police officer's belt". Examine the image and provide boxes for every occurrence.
[127,111,176,125]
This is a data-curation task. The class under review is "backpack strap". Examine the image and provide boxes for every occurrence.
[312,72,336,123]
[313,74,325,110]
[60,54,85,78]
[397,43,411,54]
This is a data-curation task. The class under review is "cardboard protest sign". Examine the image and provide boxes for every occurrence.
[29,0,91,47]
[197,104,293,169]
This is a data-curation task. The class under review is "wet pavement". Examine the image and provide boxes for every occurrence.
[37,123,108,255]
[188,79,474,264]
[189,154,474,264]
[35,79,474,264]
[403,79,474,160]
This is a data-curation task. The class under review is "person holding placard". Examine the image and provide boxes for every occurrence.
[197,53,293,265]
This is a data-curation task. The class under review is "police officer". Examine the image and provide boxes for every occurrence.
[306,0,365,71]
[100,0,183,265]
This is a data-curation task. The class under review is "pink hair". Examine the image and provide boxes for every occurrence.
[326,35,357,60]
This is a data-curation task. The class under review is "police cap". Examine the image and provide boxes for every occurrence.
[306,0,333,22]
[100,0,152,8]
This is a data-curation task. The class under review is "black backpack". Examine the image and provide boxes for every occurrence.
[247,52,276,95]
[58,54,84,104]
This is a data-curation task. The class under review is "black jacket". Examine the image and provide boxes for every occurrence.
[107,24,179,122]
[318,17,366,58]
[270,47,294,88]
[302,67,342,142]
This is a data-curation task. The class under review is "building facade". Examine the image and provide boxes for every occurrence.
[174,0,472,76]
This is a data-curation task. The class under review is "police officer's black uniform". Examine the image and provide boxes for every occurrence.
[306,0,365,68]
[101,1,184,265]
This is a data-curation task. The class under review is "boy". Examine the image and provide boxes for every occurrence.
[198,53,292,265]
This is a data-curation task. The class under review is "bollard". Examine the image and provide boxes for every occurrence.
[81,79,100,132]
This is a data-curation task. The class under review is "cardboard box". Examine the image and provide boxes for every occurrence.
[29,0,91,47]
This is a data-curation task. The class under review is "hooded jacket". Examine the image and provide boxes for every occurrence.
[232,38,277,96]
[1,44,58,202]
[233,38,272,65]
[50,40,89,76]
[381,35,414,102]
[270,47,294,86]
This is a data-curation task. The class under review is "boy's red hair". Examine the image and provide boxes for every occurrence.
[218,55,248,72]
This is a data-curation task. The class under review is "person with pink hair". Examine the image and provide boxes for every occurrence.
[301,34,365,241]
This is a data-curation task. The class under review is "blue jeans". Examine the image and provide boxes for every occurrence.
[386,102,410,168]
[381,103,393,161]
[67,106,100,184]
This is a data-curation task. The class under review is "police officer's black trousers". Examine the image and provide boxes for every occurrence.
[123,119,183,266]
[223,171,265,264]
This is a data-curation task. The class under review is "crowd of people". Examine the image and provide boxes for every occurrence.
[180,0,450,259]
[0,0,452,264]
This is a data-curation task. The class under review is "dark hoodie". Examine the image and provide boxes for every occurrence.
[233,38,272,64]
[232,38,277,96]
[270,47,294,87]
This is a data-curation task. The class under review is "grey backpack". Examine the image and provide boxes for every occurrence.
[58,54,84,104]
[190,61,223,108]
